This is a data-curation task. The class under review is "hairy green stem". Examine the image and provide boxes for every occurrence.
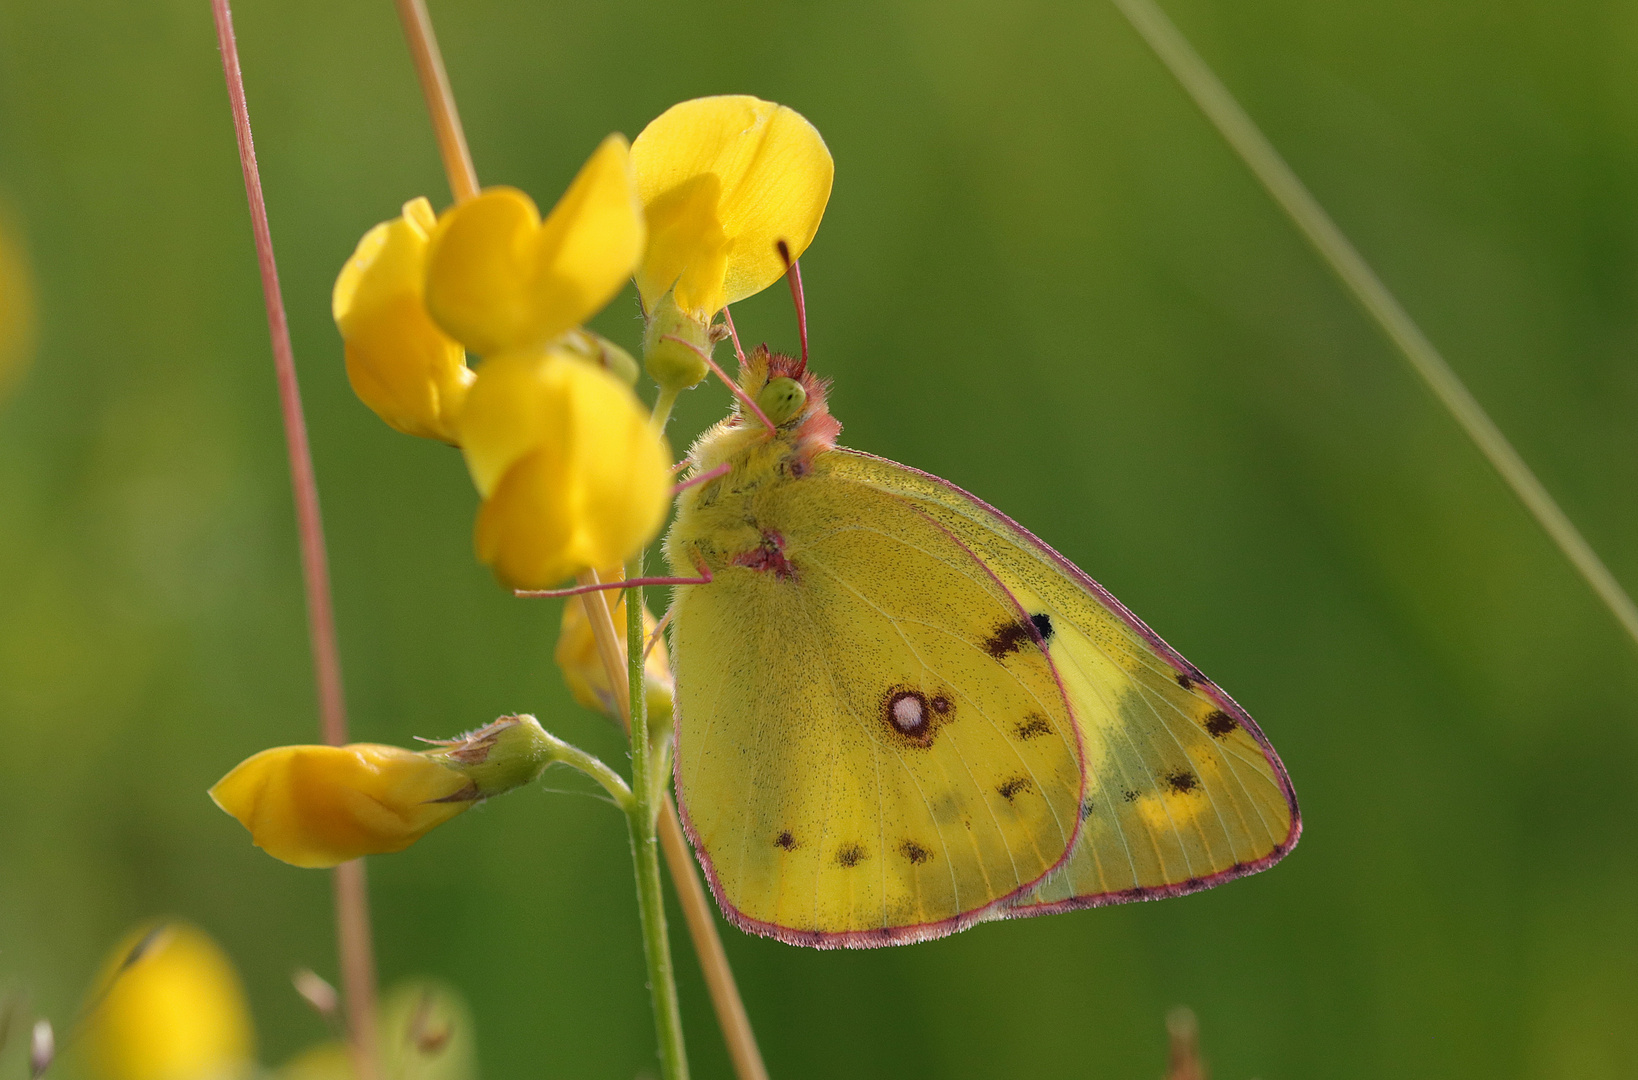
[625,555,689,1080]
[1110,0,1638,653]
[651,387,681,434]
[551,739,634,813]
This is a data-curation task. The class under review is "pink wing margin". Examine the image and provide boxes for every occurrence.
[835,449,1302,917]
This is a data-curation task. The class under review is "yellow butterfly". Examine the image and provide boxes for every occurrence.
[666,345,1299,948]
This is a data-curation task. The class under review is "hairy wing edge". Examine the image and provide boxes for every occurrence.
[833,449,1303,916]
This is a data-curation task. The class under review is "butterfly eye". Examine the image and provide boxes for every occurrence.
[756,376,806,426]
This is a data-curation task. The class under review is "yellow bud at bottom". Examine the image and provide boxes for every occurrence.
[83,923,254,1080]
[210,744,474,868]
[555,578,675,726]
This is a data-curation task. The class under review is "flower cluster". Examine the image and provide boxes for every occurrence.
[213,94,832,865]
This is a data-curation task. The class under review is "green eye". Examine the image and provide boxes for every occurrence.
[757,377,807,426]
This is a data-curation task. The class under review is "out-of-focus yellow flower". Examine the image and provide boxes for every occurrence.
[278,1043,353,1080]
[278,981,477,1080]
[333,197,471,444]
[209,744,474,869]
[555,575,675,724]
[459,352,669,589]
[631,96,833,321]
[83,923,254,1080]
[0,210,36,402]
[425,136,645,358]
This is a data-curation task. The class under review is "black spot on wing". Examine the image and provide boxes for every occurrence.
[982,621,1033,658]
[835,843,868,868]
[1013,714,1053,740]
[1164,769,1199,794]
[1030,612,1053,641]
[1175,672,1194,690]
[1204,710,1238,739]
[899,840,932,865]
[1122,789,1140,803]
[1079,798,1096,821]
[774,831,797,851]
[996,776,1034,802]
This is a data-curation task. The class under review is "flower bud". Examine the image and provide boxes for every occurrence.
[419,715,560,798]
[333,198,472,444]
[209,744,475,869]
[640,291,711,394]
[83,923,254,1080]
[562,328,641,387]
[555,584,675,726]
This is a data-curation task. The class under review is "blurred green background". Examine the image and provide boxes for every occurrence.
[3,0,1637,1076]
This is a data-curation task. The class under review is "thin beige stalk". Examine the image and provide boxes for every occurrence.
[393,0,479,202]
[1111,0,1638,652]
[208,4,379,1078]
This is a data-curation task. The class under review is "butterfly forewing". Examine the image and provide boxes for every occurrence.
[671,468,1085,946]
[827,450,1301,914]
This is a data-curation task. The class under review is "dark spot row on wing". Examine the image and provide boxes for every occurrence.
[899,840,932,865]
[1079,798,1096,821]
[774,830,798,851]
[1013,714,1053,740]
[1163,769,1199,794]
[1204,710,1238,738]
[835,843,868,868]
[996,776,1034,802]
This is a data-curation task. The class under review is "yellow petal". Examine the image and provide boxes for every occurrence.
[461,354,670,590]
[555,573,675,723]
[83,923,254,1080]
[209,744,473,868]
[334,198,472,444]
[425,136,645,356]
[632,96,834,318]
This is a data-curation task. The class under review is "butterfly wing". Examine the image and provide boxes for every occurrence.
[669,460,1086,947]
[826,450,1301,915]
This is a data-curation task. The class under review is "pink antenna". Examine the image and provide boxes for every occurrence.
[776,239,809,375]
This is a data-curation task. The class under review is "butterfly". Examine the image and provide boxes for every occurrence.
[665,345,1300,948]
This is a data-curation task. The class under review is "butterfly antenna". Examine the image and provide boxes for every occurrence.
[776,239,809,376]
[721,305,749,369]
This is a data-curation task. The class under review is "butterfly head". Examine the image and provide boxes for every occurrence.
[736,344,841,455]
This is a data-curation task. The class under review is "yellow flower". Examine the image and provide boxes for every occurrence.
[333,197,471,444]
[209,744,474,868]
[459,351,669,589]
[631,96,834,321]
[83,923,254,1080]
[424,136,645,357]
[0,210,35,402]
[555,576,675,724]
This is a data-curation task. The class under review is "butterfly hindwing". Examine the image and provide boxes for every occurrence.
[670,452,1085,946]
[824,450,1301,914]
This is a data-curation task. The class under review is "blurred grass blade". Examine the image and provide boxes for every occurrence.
[1111,0,1638,654]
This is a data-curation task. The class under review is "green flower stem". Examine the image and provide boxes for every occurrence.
[549,738,634,814]
[651,386,681,434]
[625,554,690,1080]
